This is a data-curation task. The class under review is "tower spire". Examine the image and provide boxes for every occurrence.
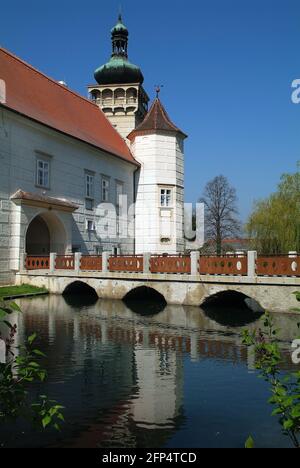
[111,10,129,58]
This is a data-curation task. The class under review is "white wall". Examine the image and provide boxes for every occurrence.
[133,132,185,254]
[0,108,136,283]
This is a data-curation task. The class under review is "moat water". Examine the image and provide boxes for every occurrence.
[0,294,299,448]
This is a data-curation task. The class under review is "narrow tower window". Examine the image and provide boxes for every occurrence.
[160,189,172,207]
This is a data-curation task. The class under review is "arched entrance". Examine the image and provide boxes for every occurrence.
[25,212,67,255]
[26,216,50,255]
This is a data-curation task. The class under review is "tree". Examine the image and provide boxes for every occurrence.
[247,169,300,254]
[199,175,241,255]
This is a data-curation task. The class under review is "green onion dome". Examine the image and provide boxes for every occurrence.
[94,14,144,85]
[94,56,144,85]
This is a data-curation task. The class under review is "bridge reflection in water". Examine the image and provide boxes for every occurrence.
[2,295,299,448]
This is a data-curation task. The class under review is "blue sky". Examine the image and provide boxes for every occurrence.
[1,0,299,220]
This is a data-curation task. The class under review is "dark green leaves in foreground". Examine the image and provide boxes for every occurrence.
[0,300,64,434]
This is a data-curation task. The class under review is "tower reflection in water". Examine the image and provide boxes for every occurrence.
[2,293,298,448]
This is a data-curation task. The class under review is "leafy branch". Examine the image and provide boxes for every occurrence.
[242,294,300,448]
[0,300,64,434]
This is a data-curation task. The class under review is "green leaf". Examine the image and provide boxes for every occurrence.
[33,349,46,357]
[28,333,37,345]
[283,419,294,431]
[9,302,21,312]
[245,436,254,448]
[2,320,14,330]
[42,415,51,429]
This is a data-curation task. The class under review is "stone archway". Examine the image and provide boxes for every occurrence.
[25,212,67,255]
[26,216,50,255]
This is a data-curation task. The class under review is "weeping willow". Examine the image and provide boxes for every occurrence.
[247,171,300,254]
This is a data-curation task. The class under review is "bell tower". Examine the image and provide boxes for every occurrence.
[88,14,149,141]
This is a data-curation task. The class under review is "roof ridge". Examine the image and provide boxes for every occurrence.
[0,46,98,109]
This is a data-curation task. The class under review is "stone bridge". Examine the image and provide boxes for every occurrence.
[16,252,300,313]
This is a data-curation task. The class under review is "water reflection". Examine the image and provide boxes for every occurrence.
[1,295,299,448]
[202,304,264,327]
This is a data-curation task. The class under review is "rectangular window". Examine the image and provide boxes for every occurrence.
[95,245,103,255]
[85,198,94,211]
[101,177,110,202]
[160,189,172,207]
[86,173,94,199]
[36,159,50,188]
[116,181,123,210]
[86,219,95,232]
[116,182,123,236]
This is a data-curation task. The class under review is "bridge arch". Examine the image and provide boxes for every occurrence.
[62,281,99,308]
[123,286,167,315]
[200,289,264,327]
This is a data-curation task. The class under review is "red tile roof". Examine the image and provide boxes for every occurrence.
[0,47,138,166]
[128,97,187,140]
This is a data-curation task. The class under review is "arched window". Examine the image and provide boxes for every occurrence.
[115,88,125,105]
[126,87,137,104]
[90,89,100,104]
[102,89,113,106]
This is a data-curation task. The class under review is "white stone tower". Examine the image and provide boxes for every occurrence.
[88,14,149,141]
[128,90,187,254]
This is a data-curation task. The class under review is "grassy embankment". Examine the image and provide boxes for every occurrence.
[0,284,48,299]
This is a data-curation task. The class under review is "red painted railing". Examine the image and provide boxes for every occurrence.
[256,256,300,277]
[150,255,191,274]
[55,255,75,270]
[23,253,300,278]
[80,256,102,271]
[199,255,247,276]
[109,256,144,272]
[25,256,50,270]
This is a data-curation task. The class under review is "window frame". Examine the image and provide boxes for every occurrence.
[160,188,173,208]
[101,176,110,202]
[86,219,96,232]
[36,158,50,189]
[85,172,95,200]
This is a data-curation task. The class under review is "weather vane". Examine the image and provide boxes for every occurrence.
[155,85,164,98]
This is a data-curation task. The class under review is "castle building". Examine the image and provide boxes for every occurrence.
[0,14,186,284]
